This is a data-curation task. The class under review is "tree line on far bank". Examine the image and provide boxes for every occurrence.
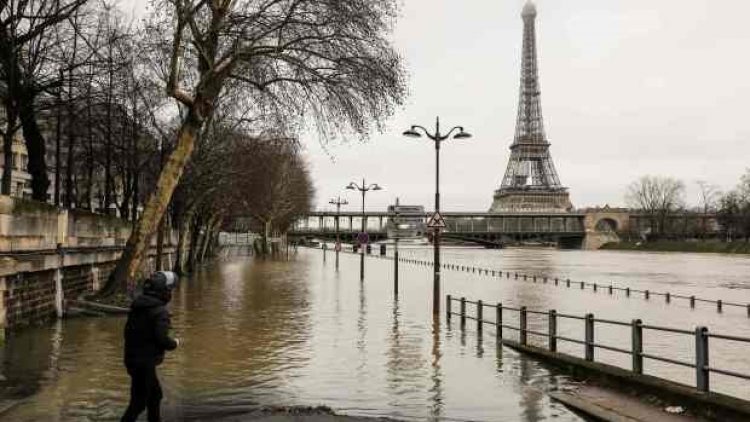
[625,170,750,241]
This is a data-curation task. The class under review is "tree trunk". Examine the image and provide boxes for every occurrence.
[54,76,61,206]
[174,207,195,275]
[18,90,50,202]
[1,104,16,196]
[156,214,166,270]
[2,129,13,196]
[85,95,94,210]
[98,118,201,296]
[207,217,223,258]
[188,218,203,272]
[199,215,218,262]
[263,219,272,255]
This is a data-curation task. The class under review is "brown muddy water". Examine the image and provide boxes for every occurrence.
[2,246,750,421]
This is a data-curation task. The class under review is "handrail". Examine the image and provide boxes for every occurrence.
[445,294,750,398]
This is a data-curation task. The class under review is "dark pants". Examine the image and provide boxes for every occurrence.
[121,364,163,422]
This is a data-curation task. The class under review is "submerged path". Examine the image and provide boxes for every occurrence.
[3,246,750,420]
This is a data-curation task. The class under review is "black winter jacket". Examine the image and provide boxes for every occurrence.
[123,293,178,367]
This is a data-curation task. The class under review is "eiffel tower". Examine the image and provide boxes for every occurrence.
[489,1,572,213]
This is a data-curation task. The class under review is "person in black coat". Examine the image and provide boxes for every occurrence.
[121,271,179,422]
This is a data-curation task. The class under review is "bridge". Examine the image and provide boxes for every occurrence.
[290,211,592,248]
[289,208,720,249]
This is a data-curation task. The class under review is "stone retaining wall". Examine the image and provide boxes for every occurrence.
[1,270,56,328]
[0,196,180,332]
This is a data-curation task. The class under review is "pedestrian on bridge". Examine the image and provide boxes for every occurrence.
[121,271,180,422]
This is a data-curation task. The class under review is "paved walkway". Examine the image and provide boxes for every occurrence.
[550,385,702,422]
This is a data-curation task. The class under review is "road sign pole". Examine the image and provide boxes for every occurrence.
[434,137,441,317]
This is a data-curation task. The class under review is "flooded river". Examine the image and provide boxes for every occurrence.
[2,247,750,421]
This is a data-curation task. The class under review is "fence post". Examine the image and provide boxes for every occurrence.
[626,287,630,297]
[593,284,597,292]
[690,296,695,308]
[632,319,643,374]
[460,297,467,327]
[549,310,557,352]
[446,295,452,322]
[645,290,650,300]
[717,300,722,313]
[515,273,518,280]
[496,303,503,340]
[666,292,670,304]
[520,306,528,346]
[695,327,709,392]
[566,279,570,288]
[554,278,558,285]
[609,285,613,295]
[580,281,585,290]
[543,277,547,284]
[523,274,527,281]
[532,275,536,283]
[747,304,750,318]
[585,313,595,361]
[477,300,483,333]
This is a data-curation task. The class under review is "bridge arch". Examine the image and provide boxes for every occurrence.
[594,218,619,233]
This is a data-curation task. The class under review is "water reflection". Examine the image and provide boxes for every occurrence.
[430,316,443,420]
[1,251,587,421]
[356,279,367,386]
[518,357,542,422]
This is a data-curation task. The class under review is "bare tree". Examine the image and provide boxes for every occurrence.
[101,0,406,295]
[0,0,90,200]
[696,180,720,214]
[626,175,685,239]
[695,180,721,239]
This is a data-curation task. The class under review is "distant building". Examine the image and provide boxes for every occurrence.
[386,203,426,239]
[0,135,32,198]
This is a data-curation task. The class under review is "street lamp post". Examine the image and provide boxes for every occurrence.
[346,179,383,280]
[329,196,349,271]
[403,117,472,316]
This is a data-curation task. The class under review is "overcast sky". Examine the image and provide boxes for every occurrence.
[300,0,750,213]
[126,0,750,213]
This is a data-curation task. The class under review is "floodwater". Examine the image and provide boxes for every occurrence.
[1,246,750,421]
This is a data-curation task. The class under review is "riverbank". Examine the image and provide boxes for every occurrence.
[601,240,750,254]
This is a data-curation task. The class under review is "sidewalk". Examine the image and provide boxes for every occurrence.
[549,385,703,422]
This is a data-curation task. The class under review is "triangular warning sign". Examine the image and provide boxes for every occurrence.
[426,211,447,228]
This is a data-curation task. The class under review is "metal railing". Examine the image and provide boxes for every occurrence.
[389,252,750,317]
[312,247,750,317]
[446,295,750,396]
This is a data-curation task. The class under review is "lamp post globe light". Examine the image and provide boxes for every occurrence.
[403,117,472,316]
[329,196,349,270]
[346,179,383,280]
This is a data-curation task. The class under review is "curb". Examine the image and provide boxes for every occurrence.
[549,391,639,422]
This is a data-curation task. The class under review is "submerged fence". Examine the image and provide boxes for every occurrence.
[321,245,750,316]
[446,295,750,396]
[350,246,750,317]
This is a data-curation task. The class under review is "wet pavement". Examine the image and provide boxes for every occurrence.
[1,246,749,421]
